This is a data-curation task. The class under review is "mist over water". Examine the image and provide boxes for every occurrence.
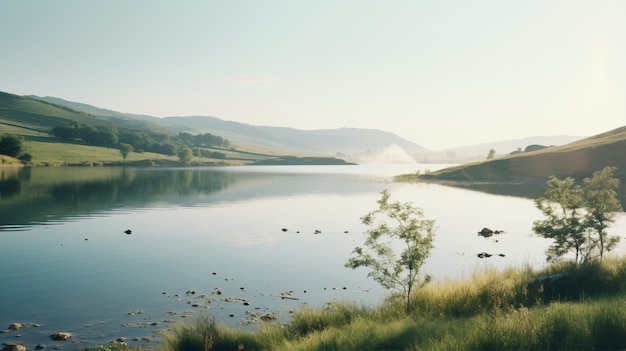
[353,144,417,164]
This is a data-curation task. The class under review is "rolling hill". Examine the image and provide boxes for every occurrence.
[0,92,355,166]
[30,95,429,156]
[441,135,585,157]
[418,126,626,181]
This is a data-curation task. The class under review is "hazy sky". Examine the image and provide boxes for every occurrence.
[2,1,625,150]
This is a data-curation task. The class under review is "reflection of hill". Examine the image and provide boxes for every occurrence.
[0,168,240,229]
[0,167,383,229]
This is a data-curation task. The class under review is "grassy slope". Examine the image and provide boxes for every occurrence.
[156,257,626,351]
[417,125,626,182]
[0,92,343,166]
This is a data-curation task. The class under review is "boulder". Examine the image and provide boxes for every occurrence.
[49,332,72,341]
[7,323,21,331]
[478,228,494,237]
[1,343,26,351]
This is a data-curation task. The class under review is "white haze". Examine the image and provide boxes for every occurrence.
[353,144,417,164]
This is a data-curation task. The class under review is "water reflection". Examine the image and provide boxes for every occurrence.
[436,179,626,206]
[0,166,391,229]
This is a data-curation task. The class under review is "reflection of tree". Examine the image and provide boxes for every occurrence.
[0,168,249,227]
[0,173,21,198]
[48,169,237,206]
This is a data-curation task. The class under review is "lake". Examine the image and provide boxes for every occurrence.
[1,164,624,349]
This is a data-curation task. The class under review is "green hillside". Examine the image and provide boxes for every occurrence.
[0,92,109,132]
[416,126,626,182]
[0,92,351,166]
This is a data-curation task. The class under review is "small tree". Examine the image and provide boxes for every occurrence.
[533,167,622,264]
[0,134,26,158]
[533,176,588,264]
[345,189,436,312]
[119,143,133,164]
[582,167,622,260]
[487,149,496,159]
[177,145,193,165]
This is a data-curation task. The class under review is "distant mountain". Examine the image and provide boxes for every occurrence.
[153,116,429,155]
[441,136,584,157]
[31,96,429,156]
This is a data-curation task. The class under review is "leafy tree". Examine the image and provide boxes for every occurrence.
[50,123,78,140]
[156,142,177,156]
[582,167,622,260]
[345,189,436,312]
[487,149,496,159]
[533,176,588,264]
[119,130,153,152]
[0,134,25,158]
[533,167,622,264]
[177,145,193,165]
[92,128,118,146]
[119,143,134,164]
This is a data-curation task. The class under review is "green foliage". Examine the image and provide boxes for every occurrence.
[0,134,25,157]
[533,167,622,264]
[50,121,118,146]
[487,148,496,159]
[177,145,193,165]
[118,143,133,163]
[582,167,623,259]
[345,189,436,312]
[179,132,230,148]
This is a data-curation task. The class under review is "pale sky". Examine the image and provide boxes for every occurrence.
[1,1,625,150]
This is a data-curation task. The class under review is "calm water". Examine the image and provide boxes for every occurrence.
[1,164,624,348]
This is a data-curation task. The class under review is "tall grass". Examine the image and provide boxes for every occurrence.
[161,315,284,351]
[162,257,626,350]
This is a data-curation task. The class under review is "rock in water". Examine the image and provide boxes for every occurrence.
[7,323,21,330]
[2,343,26,351]
[49,332,72,341]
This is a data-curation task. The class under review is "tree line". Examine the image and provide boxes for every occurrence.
[49,121,230,163]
